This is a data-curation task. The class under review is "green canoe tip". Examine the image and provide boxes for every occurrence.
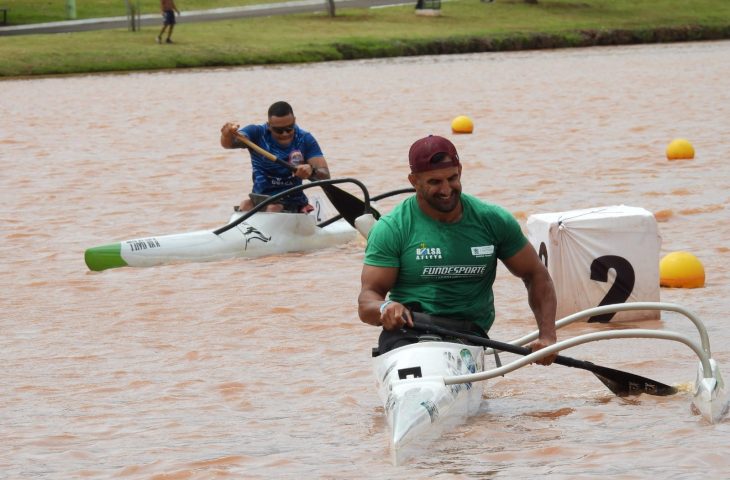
[84,243,127,271]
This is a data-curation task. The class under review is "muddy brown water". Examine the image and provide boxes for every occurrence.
[2,41,729,478]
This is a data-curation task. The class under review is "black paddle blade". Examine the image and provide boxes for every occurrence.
[589,363,678,397]
[321,184,380,227]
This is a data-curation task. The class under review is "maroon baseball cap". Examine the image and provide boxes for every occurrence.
[408,135,460,173]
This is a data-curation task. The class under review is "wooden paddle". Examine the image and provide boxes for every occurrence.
[411,312,678,397]
[233,133,379,227]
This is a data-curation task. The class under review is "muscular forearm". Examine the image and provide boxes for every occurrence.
[359,265,411,330]
[221,134,235,149]
[357,290,385,326]
[526,270,557,342]
[221,135,245,150]
[358,291,413,330]
[310,166,330,180]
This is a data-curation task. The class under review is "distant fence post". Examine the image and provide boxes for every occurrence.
[326,0,336,17]
[415,0,441,16]
[125,0,141,31]
[66,0,77,19]
[125,0,133,30]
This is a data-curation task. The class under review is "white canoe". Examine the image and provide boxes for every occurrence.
[374,341,485,465]
[84,210,359,272]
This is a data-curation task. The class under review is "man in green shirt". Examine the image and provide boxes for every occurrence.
[358,135,557,364]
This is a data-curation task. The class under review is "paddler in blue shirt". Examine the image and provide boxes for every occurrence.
[220,101,331,213]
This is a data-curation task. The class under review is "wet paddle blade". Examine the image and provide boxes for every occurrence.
[321,184,380,227]
[589,364,678,397]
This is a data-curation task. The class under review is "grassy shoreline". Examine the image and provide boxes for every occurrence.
[2,0,730,78]
[1,0,281,25]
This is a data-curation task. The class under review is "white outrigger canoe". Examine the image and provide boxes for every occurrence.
[374,341,485,465]
[85,210,361,272]
[374,303,728,465]
[84,179,383,272]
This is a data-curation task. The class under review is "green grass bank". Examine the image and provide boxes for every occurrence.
[1,0,729,78]
[2,0,282,25]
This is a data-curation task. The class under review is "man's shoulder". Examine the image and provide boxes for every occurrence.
[242,123,266,133]
[369,197,413,231]
[382,196,414,218]
[297,128,320,145]
[462,193,511,216]
[293,127,323,154]
[241,124,267,142]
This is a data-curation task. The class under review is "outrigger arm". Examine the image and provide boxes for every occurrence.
[444,302,728,424]
[505,302,712,357]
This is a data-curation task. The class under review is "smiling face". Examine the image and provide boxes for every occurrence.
[409,162,463,220]
[268,113,296,146]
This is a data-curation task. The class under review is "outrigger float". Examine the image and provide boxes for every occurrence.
[375,302,728,465]
[84,179,385,272]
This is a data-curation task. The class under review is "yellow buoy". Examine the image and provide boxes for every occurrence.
[659,251,705,288]
[666,138,695,160]
[451,115,474,134]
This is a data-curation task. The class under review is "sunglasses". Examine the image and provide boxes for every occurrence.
[269,123,295,134]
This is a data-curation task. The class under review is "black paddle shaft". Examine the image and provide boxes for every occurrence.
[270,157,381,226]
[213,177,377,235]
[411,313,677,397]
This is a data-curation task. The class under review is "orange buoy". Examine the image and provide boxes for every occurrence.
[451,116,474,134]
[666,138,695,160]
[659,251,705,288]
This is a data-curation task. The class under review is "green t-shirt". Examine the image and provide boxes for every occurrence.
[364,193,527,331]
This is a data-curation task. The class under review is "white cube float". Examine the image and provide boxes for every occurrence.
[527,205,661,322]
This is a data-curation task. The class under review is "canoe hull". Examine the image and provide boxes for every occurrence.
[373,341,484,465]
[85,212,357,271]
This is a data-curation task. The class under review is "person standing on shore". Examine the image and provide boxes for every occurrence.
[157,0,180,44]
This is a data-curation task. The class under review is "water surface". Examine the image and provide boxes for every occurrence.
[2,41,730,478]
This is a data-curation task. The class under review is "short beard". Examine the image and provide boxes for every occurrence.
[425,189,461,213]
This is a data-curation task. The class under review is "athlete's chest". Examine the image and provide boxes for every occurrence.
[400,223,498,274]
[263,136,305,157]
